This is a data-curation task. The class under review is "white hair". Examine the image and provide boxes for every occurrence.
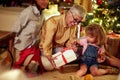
[70,4,87,18]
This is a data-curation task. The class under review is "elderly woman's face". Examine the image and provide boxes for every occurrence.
[66,10,83,27]
[36,0,49,9]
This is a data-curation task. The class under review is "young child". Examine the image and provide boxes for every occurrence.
[76,23,113,76]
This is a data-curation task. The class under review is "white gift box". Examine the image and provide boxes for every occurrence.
[52,49,77,68]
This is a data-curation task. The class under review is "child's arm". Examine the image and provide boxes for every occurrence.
[97,45,106,63]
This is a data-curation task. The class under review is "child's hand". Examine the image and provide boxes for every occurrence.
[97,53,106,63]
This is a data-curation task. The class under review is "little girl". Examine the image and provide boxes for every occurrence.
[76,23,113,76]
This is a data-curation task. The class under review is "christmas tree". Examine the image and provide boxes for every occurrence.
[82,0,120,34]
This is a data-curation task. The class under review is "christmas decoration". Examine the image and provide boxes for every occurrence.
[82,0,120,34]
[96,0,103,5]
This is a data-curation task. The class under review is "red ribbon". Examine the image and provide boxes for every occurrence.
[53,48,72,64]
[62,54,67,64]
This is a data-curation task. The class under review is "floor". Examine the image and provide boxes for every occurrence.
[0,51,119,80]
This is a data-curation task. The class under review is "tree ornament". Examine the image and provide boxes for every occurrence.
[96,0,103,5]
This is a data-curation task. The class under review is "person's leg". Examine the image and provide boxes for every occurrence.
[90,65,112,76]
[76,64,87,77]
[14,49,21,62]
[105,52,120,69]
[106,57,120,69]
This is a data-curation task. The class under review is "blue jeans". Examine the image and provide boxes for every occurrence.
[82,45,98,68]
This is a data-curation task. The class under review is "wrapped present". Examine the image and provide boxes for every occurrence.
[106,34,120,57]
[52,48,77,68]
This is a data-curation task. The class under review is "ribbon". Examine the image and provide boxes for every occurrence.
[62,54,67,64]
[53,48,73,66]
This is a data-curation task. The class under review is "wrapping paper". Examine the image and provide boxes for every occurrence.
[52,49,77,68]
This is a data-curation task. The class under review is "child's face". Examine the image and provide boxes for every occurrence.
[86,35,97,43]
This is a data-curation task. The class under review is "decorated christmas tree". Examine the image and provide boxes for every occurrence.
[82,0,120,34]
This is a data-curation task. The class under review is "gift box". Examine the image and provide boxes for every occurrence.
[52,48,77,68]
[106,34,120,58]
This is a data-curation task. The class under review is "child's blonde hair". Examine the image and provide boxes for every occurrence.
[85,23,106,46]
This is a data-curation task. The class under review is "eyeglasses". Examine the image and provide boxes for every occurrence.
[70,10,82,24]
